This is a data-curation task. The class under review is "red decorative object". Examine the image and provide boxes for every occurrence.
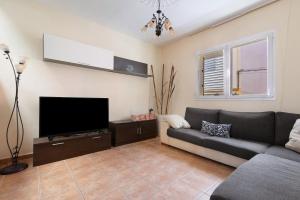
[131,113,156,121]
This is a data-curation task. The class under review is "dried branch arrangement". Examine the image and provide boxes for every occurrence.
[151,64,176,115]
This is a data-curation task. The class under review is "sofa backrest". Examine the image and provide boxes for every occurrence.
[275,112,300,146]
[185,107,219,130]
[219,110,275,144]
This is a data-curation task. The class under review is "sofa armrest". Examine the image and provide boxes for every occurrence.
[159,120,170,144]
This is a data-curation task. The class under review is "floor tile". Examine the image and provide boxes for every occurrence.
[121,179,158,200]
[65,154,95,171]
[0,176,3,186]
[0,168,39,194]
[155,179,202,200]
[83,181,118,199]
[42,189,83,200]
[39,172,78,198]
[38,160,68,178]
[0,189,39,200]
[180,171,218,193]
[100,188,127,200]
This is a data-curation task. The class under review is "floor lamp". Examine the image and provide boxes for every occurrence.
[0,44,28,175]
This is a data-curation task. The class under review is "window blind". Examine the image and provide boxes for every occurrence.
[202,52,224,96]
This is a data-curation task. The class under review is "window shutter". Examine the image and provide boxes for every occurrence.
[203,52,224,96]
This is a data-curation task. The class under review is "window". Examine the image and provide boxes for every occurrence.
[197,32,274,99]
[231,39,269,96]
[200,50,224,96]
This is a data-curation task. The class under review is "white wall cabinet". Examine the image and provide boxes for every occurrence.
[43,34,114,70]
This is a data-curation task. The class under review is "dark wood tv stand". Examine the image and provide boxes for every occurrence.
[33,131,111,166]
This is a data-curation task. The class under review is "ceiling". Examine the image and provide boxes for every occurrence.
[37,0,276,45]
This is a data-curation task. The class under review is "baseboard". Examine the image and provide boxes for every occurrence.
[0,153,33,165]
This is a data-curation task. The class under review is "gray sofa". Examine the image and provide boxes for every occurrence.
[211,154,300,200]
[166,108,300,200]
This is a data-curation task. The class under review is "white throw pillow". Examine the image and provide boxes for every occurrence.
[285,119,300,153]
[165,115,191,129]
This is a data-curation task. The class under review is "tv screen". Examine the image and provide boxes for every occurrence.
[39,97,109,138]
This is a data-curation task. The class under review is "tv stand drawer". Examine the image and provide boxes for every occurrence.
[78,134,111,154]
[33,132,111,166]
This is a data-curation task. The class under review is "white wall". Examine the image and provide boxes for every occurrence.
[161,0,300,115]
[0,0,161,159]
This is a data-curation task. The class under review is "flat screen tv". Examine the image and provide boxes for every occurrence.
[39,97,109,138]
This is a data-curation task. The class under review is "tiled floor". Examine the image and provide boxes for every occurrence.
[0,139,234,200]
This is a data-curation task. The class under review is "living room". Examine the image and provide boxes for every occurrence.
[0,0,299,199]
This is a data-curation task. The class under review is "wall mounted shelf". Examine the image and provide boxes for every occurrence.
[43,34,151,78]
[44,58,152,78]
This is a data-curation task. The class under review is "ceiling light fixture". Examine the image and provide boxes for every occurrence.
[141,0,174,37]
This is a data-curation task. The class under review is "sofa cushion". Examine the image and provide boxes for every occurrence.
[211,154,300,200]
[164,115,191,129]
[285,119,300,153]
[201,121,231,138]
[265,145,300,163]
[184,107,219,130]
[203,137,269,160]
[219,110,275,144]
[167,128,209,146]
[275,112,300,146]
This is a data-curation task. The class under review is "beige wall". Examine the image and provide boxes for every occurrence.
[0,0,161,159]
[161,0,300,116]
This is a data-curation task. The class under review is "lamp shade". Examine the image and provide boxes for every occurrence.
[15,63,26,73]
[141,25,148,32]
[16,57,27,73]
[164,18,171,29]
[149,18,156,28]
[0,43,9,52]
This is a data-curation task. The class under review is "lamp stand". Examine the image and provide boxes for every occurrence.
[0,52,27,175]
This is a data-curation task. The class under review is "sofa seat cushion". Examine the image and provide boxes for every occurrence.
[167,128,269,160]
[219,110,275,144]
[265,145,300,163]
[211,154,300,200]
[167,128,209,146]
[203,137,269,160]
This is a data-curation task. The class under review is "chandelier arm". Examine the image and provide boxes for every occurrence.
[153,14,158,24]
[161,16,167,25]
[158,0,161,10]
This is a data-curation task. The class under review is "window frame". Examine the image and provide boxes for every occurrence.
[195,32,275,100]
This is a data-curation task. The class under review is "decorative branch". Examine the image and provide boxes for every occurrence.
[160,64,165,114]
[150,65,159,113]
[165,65,176,114]
[151,64,176,115]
